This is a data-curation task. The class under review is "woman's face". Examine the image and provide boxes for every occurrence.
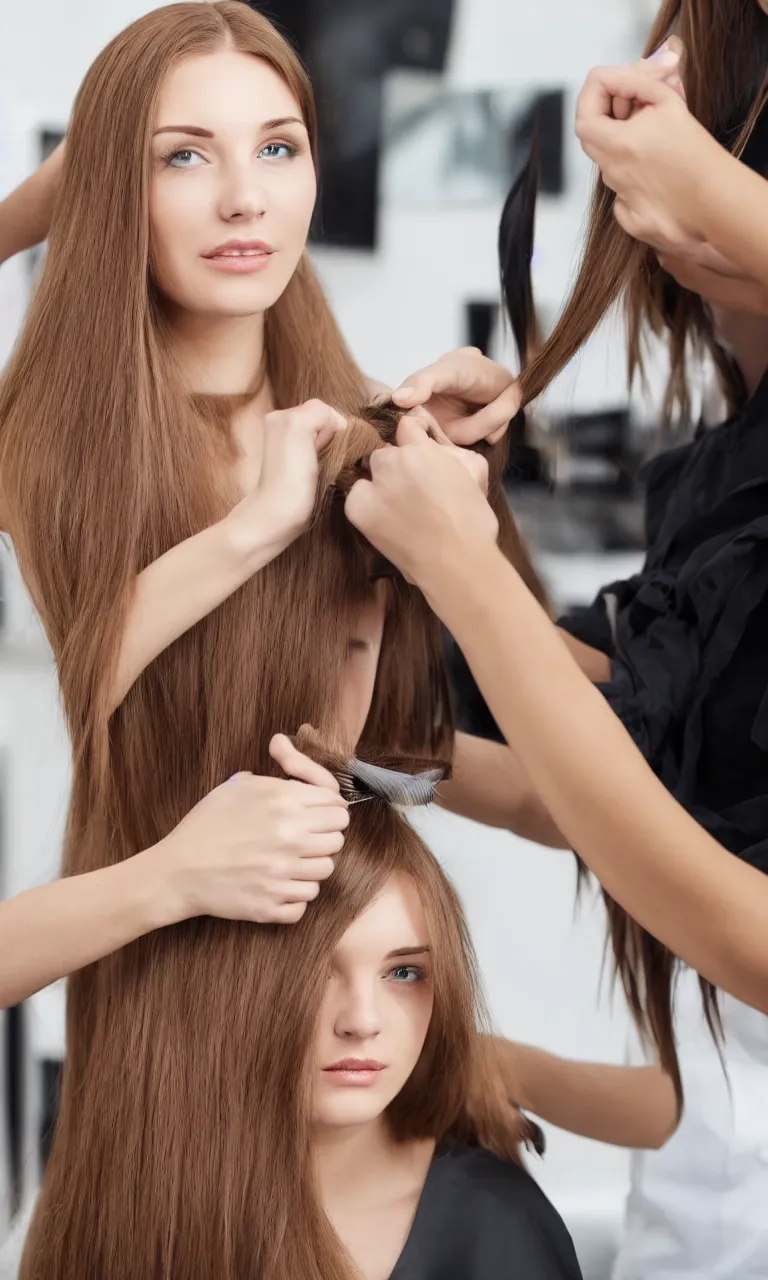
[313,872,435,1132]
[149,50,317,318]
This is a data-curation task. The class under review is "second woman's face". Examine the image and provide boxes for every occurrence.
[149,49,317,319]
[313,873,435,1132]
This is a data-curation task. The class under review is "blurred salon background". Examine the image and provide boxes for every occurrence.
[0,0,689,1274]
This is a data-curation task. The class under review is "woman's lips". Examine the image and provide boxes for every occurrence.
[322,1059,387,1087]
[202,241,274,273]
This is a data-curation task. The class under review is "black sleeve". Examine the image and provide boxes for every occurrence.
[444,565,648,745]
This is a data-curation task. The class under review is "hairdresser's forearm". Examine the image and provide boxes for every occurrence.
[422,549,768,1011]
[0,146,63,265]
[500,1041,678,1149]
[694,146,768,295]
[0,185,48,265]
[558,629,611,683]
[112,505,284,713]
[438,733,568,846]
[0,850,174,1008]
[438,635,607,841]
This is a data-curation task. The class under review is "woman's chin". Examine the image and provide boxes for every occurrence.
[313,1089,390,1131]
[160,276,286,323]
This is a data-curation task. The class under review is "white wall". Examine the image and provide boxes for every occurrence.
[0,0,661,1256]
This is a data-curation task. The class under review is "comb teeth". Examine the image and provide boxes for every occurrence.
[339,758,444,808]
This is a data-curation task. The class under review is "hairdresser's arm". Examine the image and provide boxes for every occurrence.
[498,1041,678,1150]
[436,627,610,840]
[113,509,281,712]
[344,435,768,1012]
[438,733,568,846]
[0,142,64,266]
[0,739,346,1009]
[111,400,346,713]
[1,854,177,1008]
[442,556,768,1010]
[685,156,768,304]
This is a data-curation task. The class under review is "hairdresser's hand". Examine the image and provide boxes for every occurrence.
[392,348,521,447]
[156,738,348,925]
[656,250,768,312]
[576,60,722,257]
[345,418,498,593]
[227,400,347,558]
[395,411,489,494]
[609,37,686,122]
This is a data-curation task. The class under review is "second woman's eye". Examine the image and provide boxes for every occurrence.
[258,142,298,160]
[387,965,427,985]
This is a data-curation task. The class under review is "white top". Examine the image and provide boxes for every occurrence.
[613,968,768,1279]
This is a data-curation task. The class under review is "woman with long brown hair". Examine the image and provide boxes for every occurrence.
[14,744,580,1280]
[0,3,547,1272]
[0,0,546,1018]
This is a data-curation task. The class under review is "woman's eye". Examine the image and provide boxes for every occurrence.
[388,965,426,984]
[258,142,297,160]
[166,149,204,168]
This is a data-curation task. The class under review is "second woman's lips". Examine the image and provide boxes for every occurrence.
[323,1059,386,1072]
[203,239,273,258]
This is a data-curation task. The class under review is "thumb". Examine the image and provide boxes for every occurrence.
[269,733,341,792]
[344,475,376,530]
[395,414,436,448]
[391,373,434,408]
[313,416,348,456]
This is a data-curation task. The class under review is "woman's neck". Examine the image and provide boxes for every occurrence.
[165,307,266,396]
[314,1121,436,1280]
[711,305,768,400]
[313,1119,434,1212]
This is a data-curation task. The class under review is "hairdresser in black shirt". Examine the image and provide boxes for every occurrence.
[346,418,768,1014]
[356,11,768,1019]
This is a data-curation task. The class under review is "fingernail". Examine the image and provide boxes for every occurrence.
[649,41,679,65]
[394,386,415,400]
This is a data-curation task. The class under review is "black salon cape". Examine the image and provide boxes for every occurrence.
[390,1140,582,1279]
[448,372,768,875]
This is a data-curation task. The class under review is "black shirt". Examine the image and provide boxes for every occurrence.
[391,1140,583,1279]
[449,373,768,874]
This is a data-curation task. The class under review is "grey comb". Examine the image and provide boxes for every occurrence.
[339,758,444,808]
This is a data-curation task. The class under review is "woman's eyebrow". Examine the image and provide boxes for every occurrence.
[385,946,431,960]
[153,117,306,138]
[154,125,214,137]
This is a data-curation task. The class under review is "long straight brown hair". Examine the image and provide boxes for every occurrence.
[511,0,768,1093]
[20,744,531,1279]
[0,6,534,1275]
